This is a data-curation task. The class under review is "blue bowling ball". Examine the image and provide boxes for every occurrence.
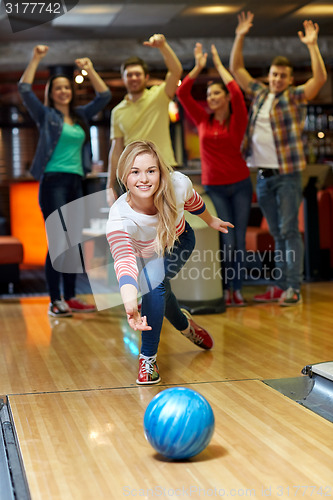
[143,387,215,459]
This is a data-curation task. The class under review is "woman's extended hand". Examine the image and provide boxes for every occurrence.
[211,44,223,70]
[126,309,152,331]
[194,42,207,71]
[209,216,234,234]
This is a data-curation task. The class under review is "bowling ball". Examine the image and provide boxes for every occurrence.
[143,387,215,459]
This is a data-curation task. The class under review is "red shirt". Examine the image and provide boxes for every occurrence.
[177,76,249,185]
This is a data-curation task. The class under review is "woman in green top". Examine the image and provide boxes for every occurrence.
[19,45,111,317]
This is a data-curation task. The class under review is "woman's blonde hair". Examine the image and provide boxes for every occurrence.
[117,140,178,255]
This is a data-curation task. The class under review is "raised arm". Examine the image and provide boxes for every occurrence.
[143,34,182,98]
[211,44,233,86]
[106,137,124,205]
[229,11,255,92]
[20,45,49,84]
[75,57,109,93]
[176,43,209,125]
[298,20,327,101]
[187,42,208,80]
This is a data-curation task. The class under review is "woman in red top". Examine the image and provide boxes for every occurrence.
[177,43,252,306]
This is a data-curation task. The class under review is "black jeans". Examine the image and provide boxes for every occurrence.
[39,172,83,302]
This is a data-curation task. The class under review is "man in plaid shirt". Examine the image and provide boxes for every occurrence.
[230,12,327,306]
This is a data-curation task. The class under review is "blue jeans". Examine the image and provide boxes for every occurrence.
[204,177,252,291]
[139,222,195,357]
[256,171,303,290]
[39,172,84,302]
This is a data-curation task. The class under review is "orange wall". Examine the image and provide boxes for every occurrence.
[10,182,47,266]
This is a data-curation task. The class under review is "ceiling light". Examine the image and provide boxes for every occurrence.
[182,5,241,16]
[75,75,84,84]
[52,4,122,26]
[294,4,333,16]
[71,6,120,15]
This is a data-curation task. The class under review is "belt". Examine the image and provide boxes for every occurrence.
[257,168,279,179]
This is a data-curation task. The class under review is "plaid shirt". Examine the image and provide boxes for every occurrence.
[242,81,308,174]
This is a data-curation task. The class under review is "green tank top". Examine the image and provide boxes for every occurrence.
[45,122,85,175]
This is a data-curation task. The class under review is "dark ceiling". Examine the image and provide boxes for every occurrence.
[0,0,332,105]
[1,0,333,42]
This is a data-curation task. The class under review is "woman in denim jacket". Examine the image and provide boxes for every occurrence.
[19,45,111,317]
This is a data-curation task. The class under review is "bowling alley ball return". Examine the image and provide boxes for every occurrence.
[264,361,333,423]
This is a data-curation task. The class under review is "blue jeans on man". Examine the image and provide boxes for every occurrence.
[256,171,303,291]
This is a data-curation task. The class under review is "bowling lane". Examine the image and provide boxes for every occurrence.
[9,380,333,500]
[2,284,333,398]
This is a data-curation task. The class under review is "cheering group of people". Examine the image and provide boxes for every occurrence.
[18,12,327,384]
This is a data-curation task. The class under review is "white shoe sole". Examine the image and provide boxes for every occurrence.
[136,377,161,385]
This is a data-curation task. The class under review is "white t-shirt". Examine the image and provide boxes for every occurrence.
[247,93,279,169]
[106,171,205,288]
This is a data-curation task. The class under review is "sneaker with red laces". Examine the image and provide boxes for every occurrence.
[253,286,283,303]
[279,287,302,307]
[224,289,232,307]
[136,354,161,385]
[232,290,246,307]
[180,308,214,350]
[65,297,96,313]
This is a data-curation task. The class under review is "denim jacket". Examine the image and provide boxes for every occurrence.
[18,82,111,180]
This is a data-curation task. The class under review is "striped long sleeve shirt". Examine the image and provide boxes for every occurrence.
[106,171,205,289]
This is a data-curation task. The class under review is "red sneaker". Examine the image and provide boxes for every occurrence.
[232,290,246,307]
[136,355,160,385]
[253,286,283,303]
[65,297,96,313]
[180,309,214,350]
[224,289,232,307]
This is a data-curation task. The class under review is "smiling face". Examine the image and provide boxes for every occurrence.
[122,64,149,95]
[49,76,73,108]
[126,152,161,213]
[268,65,293,94]
[206,83,229,112]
